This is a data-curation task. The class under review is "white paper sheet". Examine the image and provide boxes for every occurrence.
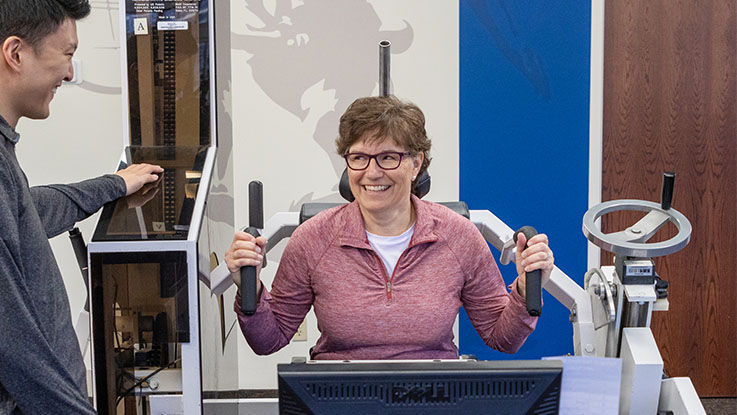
[542,355,622,415]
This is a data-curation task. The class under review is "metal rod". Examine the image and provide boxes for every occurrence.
[379,40,391,96]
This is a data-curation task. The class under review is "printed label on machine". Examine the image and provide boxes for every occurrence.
[133,17,148,35]
[157,21,189,31]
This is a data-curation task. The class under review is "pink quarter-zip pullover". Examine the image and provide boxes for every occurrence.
[235,195,537,359]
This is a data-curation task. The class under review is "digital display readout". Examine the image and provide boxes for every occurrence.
[625,265,654,276]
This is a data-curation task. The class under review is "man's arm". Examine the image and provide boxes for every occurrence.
[31,174,126,238]
[31,163,163,238]
[0,241,96,414]
[0,159,96,413]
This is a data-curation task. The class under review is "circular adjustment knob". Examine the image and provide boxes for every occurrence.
[582,199,692,257]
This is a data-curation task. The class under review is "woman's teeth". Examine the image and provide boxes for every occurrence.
[364,185,389,192]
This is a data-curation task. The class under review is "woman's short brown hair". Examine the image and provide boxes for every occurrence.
[336,96,432,187]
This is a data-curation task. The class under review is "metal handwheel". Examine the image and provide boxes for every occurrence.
[582,200,691,257]
[582,173,692,258]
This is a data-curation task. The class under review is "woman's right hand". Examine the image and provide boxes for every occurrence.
[225,231,268,294]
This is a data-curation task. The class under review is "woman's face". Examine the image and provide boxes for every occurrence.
[346,135,423,219]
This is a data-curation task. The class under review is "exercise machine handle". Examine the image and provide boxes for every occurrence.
[241,181,263,315]
[514,226,542,317]
[68,227,90,312]
[661,171,675,210]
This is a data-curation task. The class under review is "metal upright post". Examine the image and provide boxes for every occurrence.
[379,40,391,96]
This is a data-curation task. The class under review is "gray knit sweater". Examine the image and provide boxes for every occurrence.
[0,119,125,414]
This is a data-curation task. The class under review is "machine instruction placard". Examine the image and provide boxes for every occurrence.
[131,1,200,19]
[125,0,209,147]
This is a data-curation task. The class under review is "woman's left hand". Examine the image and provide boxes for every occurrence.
[514,232,554,299]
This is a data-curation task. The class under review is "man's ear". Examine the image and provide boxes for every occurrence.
[2,36,24,72]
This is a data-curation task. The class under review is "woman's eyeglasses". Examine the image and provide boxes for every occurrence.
[344,151,411,170]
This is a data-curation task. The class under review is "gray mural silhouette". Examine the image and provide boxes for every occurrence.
[232,0,414,204]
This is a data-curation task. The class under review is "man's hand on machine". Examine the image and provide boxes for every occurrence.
[125,172,163,208]
[225,231,267,296]
[116,163,164,196]
[514,232,554,299]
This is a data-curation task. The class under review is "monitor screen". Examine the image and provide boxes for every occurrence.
[278,359,562,414]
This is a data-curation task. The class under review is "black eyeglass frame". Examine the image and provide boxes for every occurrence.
[343,151,412,171]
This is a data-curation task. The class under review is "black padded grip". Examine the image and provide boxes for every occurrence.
[300,202,345,224]
[514,226,542,317]
[241,180,264,315]
[249,181,264,228]
[437,201,470,219]
[240,226,261,315]
[661,172,675,210]
[339,169,355,202]
[413,170,431,199]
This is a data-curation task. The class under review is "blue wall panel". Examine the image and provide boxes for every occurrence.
[459,0,591,359]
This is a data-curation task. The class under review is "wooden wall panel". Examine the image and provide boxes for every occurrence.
[602,0,736,396]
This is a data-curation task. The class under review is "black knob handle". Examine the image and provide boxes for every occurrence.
[514,226,542,317]
[661,172,675,210]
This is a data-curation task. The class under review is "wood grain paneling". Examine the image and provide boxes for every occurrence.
[602,0,736,397]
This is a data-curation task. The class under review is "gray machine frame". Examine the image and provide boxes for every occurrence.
[207,194,705,414]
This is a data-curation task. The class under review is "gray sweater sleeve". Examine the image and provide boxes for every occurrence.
[30,173,126,238]
[0,242,96,414]
[0,155,96,413]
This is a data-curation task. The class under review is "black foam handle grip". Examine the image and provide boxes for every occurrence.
[241,180,265,315]
[661,172,675,210]
[514,226,542,317]
[249,181,264,229]
[240,226,261,315]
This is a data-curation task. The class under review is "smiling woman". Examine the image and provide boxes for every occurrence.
[337,96,428,235]
[225,95,555,361]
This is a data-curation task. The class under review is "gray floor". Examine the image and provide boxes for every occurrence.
[701,398,737,415]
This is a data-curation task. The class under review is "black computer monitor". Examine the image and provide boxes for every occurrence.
[278,359,562,414]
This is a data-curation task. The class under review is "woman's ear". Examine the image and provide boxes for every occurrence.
[412,152,424,173]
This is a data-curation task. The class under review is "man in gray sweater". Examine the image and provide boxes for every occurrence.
[0,1,163,413]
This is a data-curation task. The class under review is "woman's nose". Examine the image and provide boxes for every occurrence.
[365,158,384,176]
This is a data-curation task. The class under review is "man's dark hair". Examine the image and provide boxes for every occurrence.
[0,0,90,47]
